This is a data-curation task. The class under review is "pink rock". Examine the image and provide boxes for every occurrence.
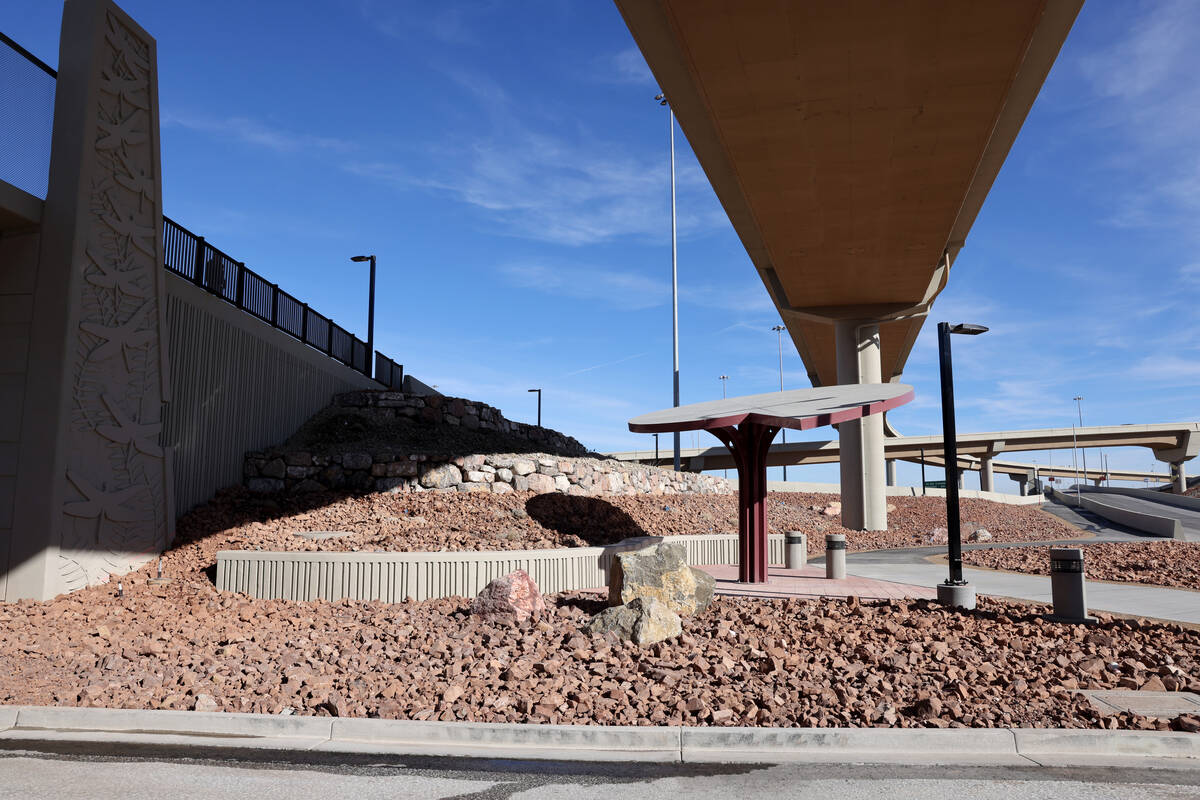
[472,569,547,621]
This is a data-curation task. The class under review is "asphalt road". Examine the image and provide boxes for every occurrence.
[1073,488,1200,539]
[2,749,1200,800]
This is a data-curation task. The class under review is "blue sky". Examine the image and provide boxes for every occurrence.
[4,0,1198,492]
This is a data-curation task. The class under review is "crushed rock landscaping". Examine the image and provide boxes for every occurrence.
[170,487,1082,578]
[962,541,1200,590]
[1,567,1197,732]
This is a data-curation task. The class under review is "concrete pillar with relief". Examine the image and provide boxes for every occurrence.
[3,0,171,601]
[834,320,885,531]
[885,458,896,487]
[1175,462,1187,494]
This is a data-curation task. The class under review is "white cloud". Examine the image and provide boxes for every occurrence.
[162,112,354,155]
[608,46,654,85]
[499,262,668,309]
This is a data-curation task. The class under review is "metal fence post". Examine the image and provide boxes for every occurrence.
[270,284,279,326]
[326,321,333,355]
[192,236,206,286]
[300,303,309,344]
[235,261,245,308]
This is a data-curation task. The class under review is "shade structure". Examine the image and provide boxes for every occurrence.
[630,384,913,582]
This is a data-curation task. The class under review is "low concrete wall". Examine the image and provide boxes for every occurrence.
[1075,485,1200,512]
[217,533,788,603]
[162,273,378,515]
[736,480,1044,505]
[1051,488,1182,539]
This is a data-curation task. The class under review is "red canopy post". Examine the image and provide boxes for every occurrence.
[711,422,778,583]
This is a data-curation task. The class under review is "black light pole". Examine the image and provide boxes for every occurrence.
[528,388,541,427]
[654,433,660,465]
[772,324,788,481]
[937,321,988,608]
[920,447,926,496]
[350,255,376,377]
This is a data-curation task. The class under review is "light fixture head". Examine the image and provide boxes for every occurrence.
[528,388,539,393]
[948,323,988,335]
[655,92,667,106]
[771,324,785,332]
[350,254,373,262]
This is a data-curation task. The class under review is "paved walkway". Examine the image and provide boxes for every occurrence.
[835,500,1200,625]
[698,564,936,601]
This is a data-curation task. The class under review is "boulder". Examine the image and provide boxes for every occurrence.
[608,541,714,616]
[419,463,462,489]
[967,528,993,543]
[589,597,681,646]
[928,527,949,545]
[471,569,546,621]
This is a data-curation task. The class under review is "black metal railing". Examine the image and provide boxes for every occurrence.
[1,31,57,199]
[164,216,373,376]
[375,353,404,389]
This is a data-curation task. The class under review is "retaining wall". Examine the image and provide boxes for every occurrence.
[162,273,378,514]
[1051,488,1182,539]
[217,533,788,602]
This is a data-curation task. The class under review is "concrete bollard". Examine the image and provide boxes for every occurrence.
[785,531,807,569]
[1047,547,1097,624]
[825,533,846,580]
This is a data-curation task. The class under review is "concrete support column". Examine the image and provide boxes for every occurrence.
[885,459,896,487]
[979,457,994,493]
[834,320,885,531]
[1015,476,1028,496]
[1175,462,1187,494]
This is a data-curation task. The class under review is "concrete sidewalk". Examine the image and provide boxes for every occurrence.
[1,706,1198,769]
[843,550,1200,625]
[699,564,936,602]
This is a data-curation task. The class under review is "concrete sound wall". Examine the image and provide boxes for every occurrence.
[162,272,377,515]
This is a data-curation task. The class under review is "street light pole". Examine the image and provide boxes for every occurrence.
[657,92,681,472]
[527,388,541,427]
[350,254,377,377]
[936,321,988,609]
[1074,396,1087,488]
[772,324,788,482]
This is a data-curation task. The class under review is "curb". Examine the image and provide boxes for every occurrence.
[0,706,1197,767]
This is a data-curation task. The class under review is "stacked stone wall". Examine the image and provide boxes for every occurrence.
[245,451,730,497]
[244,390,732,498]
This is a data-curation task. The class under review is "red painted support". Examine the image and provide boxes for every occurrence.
[713,422,778,583]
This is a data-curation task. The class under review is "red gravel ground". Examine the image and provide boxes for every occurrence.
[2,562,1197,732]
[169,487,1083,578]
[962,541,1200,591]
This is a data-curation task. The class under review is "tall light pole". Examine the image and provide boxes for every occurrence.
[1080,398,1089,494]
[936,321,988,610]
[772,324,788,482]
[528,388,541,427]
[718,374,729,399]
[1074,396,1088,488]
[350,254,376,377]
[657,92,681,472]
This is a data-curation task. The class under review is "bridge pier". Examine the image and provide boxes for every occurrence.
[834,320,886,531]
[979,457,994,493]
[1014,475,1029,495]
[885,459,896,487]
[1175,461,1187,494]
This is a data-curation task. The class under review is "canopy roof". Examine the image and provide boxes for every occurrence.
[628,383,913,434]
[615,0,1082,385]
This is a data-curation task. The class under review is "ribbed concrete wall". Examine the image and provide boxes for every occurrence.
[217,534,789,602]
[163,273,377,515]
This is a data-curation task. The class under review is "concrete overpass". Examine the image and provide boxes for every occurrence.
[615,0,1084,530]
[608,422,1198,493]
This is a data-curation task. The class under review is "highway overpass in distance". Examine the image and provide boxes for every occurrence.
[607,422,1199,493]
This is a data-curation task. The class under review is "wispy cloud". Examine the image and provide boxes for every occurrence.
[607,46,654,85]
[499,262,668,309]
[1076,0,1200,235]
[564,351,649,377]
[162,112,355,154]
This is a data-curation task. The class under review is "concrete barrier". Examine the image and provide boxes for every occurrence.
[217,533,788,602]
[1051,488,1182,539]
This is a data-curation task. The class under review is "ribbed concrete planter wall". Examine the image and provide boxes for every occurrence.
[216,534,787,603]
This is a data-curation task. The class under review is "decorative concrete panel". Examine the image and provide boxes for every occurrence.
[216,534,788,603]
